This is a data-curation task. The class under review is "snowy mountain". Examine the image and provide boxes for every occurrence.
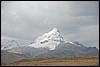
[1,40,21,50]
[28,27,87,50]
[28,27,63,50]
[1,27,99,58]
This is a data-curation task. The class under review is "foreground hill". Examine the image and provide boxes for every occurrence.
[1,50,25,63]
[2,56,99,66]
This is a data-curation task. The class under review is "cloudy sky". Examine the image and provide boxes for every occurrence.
[1,1,99,49]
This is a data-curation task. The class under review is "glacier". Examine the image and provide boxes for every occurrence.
[28,27,63,50]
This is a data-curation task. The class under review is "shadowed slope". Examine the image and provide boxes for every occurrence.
[1,50,25,63]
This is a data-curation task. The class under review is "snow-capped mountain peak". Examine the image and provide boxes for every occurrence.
[28,27,63,50]
[1,40,20,50]
[73,41,84,47]
[47,27,59,35]
[2,28,98,58]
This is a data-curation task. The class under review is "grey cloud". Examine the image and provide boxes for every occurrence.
[69,1,99,16]
[1,1,99,49]
[66,25,99,49]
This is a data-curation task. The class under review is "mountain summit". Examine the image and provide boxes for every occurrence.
[1,28,99,58]
[1,40,19,50]
[28,27,63,50]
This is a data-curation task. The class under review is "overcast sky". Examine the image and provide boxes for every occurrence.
[1,1,99,49]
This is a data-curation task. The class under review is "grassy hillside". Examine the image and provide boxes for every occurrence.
[1,56,99,66]
[1,50,25,63]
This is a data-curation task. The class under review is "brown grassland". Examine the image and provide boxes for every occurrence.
[1,56,99,66]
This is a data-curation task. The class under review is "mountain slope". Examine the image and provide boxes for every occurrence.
[1,50,25,63]
[7,46,50,58]
[36,42,99,58]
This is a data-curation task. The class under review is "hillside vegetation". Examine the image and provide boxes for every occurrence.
[2,56,99,66]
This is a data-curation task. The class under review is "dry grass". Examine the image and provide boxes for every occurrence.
[1,56,99,66]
